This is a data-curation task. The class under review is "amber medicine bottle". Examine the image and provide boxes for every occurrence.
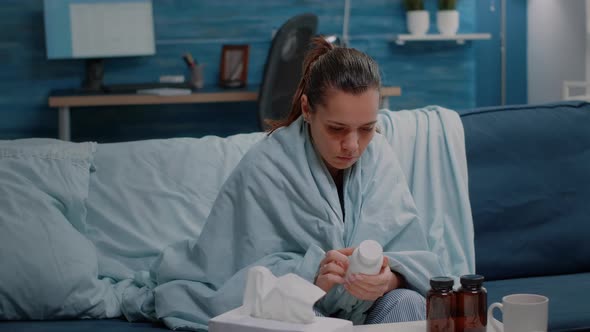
[427,276,456,332]
[455,274,487,332]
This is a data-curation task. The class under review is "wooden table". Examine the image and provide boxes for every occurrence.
[48,86,401,141]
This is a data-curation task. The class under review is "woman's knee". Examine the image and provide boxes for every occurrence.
[384,288,425,309]
[399,288,426,303]
[365,288,426,324]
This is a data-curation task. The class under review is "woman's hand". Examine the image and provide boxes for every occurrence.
[314,247,355,293]
[343,256,402,301]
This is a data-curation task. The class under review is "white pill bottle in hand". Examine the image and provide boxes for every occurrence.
[346,240,384,277]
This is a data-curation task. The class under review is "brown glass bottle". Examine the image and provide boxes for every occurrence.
[427,276,456,332]
[455,274,487,332]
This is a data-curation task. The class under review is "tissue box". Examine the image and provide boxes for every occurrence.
[209,308,353,332]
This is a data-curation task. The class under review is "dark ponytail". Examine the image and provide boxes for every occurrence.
[267,36,381,134]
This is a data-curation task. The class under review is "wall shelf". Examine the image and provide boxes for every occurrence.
[393,33,492,45]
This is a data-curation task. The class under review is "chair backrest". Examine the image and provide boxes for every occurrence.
[257,13,318,131]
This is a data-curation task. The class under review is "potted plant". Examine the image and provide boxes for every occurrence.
[404,0,429,36]
[437,0,459,35]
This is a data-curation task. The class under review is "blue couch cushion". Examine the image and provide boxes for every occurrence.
[0,139,121,320]
[459,101,590,280]
[0,319,168,332]
[486,273,590,331]
[85,134,262,281]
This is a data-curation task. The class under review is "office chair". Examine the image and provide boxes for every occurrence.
[257,13,318,131]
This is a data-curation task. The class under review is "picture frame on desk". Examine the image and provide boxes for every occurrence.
[220,44,249,88]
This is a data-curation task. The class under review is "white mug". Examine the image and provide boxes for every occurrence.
[487,294,549,332]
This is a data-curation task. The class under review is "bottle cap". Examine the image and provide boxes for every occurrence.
[357,240,383,267]
[430,276,454,289]
[460,274,485,287]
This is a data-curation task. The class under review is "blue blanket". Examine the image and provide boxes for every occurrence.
[121,107,473,330]
[378,106,475,281]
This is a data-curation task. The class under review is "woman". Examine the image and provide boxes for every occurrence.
[150,38,443,330]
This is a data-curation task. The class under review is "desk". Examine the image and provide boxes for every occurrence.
[48,86,401,141]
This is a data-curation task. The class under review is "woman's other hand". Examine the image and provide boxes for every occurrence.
[343,256,402,301]
[315,247,355,293]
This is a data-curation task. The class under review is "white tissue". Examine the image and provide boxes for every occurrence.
[210,267,351,332]
[242,266,326,324]
[209,307,353,332]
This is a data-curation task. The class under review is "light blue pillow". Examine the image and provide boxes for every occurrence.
[0,139,121,319]
[85,134,264,281]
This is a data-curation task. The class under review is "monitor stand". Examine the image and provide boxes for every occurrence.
[82,59,104,91]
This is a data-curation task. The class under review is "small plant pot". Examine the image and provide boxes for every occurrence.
[437,10,459,35]
[406,10,429,35]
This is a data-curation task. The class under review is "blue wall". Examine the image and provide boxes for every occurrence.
[0,0,525,142]
[505,0,527,105]
[476,0,527,106]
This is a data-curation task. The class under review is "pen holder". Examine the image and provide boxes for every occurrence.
[189,64,204,89]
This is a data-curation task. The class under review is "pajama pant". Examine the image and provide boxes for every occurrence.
[315,288,426,324]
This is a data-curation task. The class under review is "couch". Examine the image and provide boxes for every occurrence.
[1,101,589,331]
[459,101,590,331]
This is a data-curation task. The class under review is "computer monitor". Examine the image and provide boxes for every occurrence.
[44,0,156,90]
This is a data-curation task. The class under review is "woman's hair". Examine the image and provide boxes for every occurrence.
[266,36,382,134]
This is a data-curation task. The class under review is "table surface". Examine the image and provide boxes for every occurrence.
[47,84,401,141]
[354,320,425,332]
[48,86,402,107]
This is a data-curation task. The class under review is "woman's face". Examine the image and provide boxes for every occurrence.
[302,89,380,177]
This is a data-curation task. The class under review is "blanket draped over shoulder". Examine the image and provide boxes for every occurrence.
[121,107,474,331]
